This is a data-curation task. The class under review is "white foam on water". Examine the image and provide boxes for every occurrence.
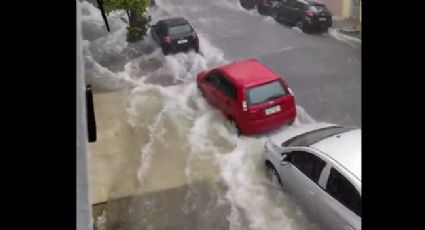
[81,1,138,91]
[211,0,247,11]
[82,1,226,88]
[263,16,276,24]
[183,106,319,230]
[81,1,129,54]
[214,133,320,230]
[295,105,317,124]
[153,0,195,17]
[216,138,296,230]
[135,94,168,184]
[183,108,221,214]
[84,52,138,91]
[161,52,206,83]
[94,210,107,230]
[80,1,104,26]
[198,34,227,66]
[292,26,304,34]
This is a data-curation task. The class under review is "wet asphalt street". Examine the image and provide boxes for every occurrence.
[153,0,361,126]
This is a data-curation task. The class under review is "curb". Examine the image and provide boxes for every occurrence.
[329,28,361,44]
[340,27,361,33]
[337,27,361,41]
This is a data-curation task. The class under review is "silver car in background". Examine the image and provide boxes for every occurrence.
[264,122,361,230]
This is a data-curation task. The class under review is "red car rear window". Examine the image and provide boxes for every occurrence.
[245,80,287,105]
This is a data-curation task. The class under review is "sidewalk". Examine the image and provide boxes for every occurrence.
[332,17,361,41]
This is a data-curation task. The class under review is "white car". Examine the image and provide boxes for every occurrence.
[264,122,361,230]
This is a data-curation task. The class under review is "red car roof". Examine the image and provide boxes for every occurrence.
[217,59,281,88]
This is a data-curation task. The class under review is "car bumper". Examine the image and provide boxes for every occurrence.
[240,106,296,135]
[163,42,199,54]
[305,17,332,28]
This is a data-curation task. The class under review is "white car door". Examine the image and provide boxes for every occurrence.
[315,166,362,230]
[277,149,327,221]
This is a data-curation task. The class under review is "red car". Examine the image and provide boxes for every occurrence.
[196,59,296,135]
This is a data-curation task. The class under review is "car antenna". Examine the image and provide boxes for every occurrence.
[96,0,110,32]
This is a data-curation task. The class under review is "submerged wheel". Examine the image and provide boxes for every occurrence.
[226,118,240,136]
[266,162,282,186]
[271,10,278,21]
[257,1,271,15]
[240,0,256,10]
[296,20,305,32]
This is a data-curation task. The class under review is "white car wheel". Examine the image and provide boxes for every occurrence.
[267,164,282,186]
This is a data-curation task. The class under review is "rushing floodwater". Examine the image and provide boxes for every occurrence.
[80,1,331,229]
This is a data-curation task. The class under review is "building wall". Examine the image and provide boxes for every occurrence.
[342,0,350,18]
[319,0,343,17]
[320,0,361,22]
[359,3,361,22]
[353,0,361,23]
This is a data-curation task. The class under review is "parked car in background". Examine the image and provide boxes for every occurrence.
[239,0,332,33]
[239,0,276,15]
[272,0,332,33]
[264,122,361,230]
[257,0,274,15]
[150,17,200,55]
[197,59,296,135]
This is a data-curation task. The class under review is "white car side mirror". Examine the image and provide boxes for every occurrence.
[280,154,290,166]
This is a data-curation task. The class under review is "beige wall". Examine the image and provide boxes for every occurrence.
[342,0,350,18]
[322,0,361,21]
[320,0,361,20]
[319,0,343,17]
[359,2,361,22]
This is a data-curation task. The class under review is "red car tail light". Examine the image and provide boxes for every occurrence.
[163,36,172,44]
[306,10,314,17]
